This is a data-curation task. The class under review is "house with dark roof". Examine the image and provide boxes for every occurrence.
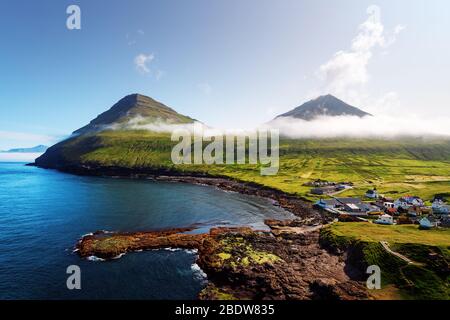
[365,188,378,199]
[314,197,378,216]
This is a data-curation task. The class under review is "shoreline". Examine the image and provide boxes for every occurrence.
[30,163,330,223]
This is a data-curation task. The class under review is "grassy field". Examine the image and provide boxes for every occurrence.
[325,222,450,249]
[57,131,450,202]
[320,222,450,300]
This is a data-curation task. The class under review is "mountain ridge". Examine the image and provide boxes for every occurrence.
[275,94,372,121]
[73,93,195,135]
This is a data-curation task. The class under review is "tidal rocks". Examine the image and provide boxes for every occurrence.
[197,226,368,300]
[76,227,207,259]
[76,221,369,300]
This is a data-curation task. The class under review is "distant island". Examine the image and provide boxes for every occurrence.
[2,145,48,153]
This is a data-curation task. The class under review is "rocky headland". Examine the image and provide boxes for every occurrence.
[76,219,369,300]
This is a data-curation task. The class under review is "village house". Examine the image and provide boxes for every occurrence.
[304,179,336,187]
[315,197,378,216]
[310,185,337,195]
[432,199,450,214]
[419,217,433,229]
[407,206,424,217]
[419,216,439,229]
[308,180,353,195]
[365,188,378,199]
[386,207,398,215]
[375,214,394,225]
[383,202,395,209]
[394,196,424,210]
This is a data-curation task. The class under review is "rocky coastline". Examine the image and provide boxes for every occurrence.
[76,220,369,300]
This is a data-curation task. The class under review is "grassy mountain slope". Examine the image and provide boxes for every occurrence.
[74,94,195,135]
[36,130,450,202]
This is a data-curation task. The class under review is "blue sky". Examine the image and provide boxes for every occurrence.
[0,0,449,149]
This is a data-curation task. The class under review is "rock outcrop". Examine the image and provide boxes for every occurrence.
[75,220,368,300]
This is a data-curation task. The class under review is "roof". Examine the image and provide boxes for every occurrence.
[346,203,360,210]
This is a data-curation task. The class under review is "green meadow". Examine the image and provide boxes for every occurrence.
[69,131,450,202]
[321,223,450,299]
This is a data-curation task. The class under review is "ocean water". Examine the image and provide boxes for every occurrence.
[0,162,294,299]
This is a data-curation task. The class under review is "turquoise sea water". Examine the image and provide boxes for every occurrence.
[0,162,293,299]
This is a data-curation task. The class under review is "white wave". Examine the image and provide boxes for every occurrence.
[81,232,93,238]
[164,247,182,252]
[86,255,105,262]
[191,263,207,281]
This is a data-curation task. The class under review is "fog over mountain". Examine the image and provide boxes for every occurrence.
[42,93,450,141]
[265,114,450,139]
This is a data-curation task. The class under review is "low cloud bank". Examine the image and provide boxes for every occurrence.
[264,115,450,139]
[103,114,450,139]
[106,116,205,134]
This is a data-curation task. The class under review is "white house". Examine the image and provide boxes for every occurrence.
[432,199,449,214]
[375,214,394,225]
[410,197,424,207]
[394,196,424,209]
[394,198,410,209]
[383,202,395,209]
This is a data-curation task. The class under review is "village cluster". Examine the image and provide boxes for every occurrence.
[308,180,450,229]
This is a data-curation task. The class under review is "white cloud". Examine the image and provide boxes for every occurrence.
[317,5,404,105]
[265,114,450,139]
[372,91,401,114]
[134,53,154,74]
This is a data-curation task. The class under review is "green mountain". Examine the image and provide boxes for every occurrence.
[35,93,195,169]
[276,94,372,120]
[74,93,195,135]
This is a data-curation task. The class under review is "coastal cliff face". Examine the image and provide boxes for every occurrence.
[76,220,369,300]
